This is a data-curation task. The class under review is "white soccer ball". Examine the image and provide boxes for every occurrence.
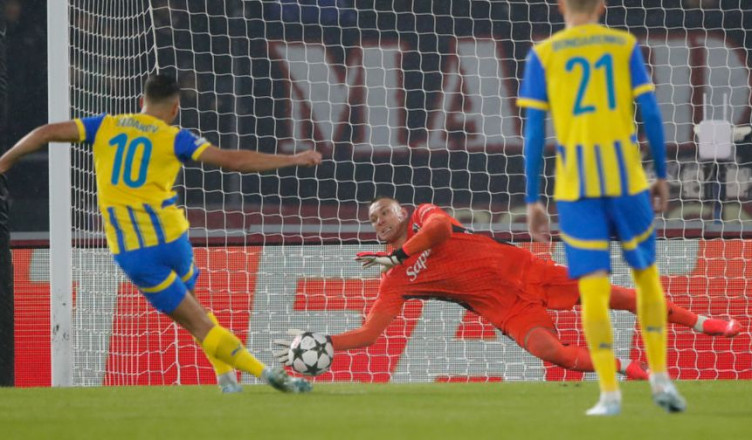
[288,331,334,376]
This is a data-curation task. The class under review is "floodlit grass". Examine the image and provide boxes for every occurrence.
[1,380,750,440]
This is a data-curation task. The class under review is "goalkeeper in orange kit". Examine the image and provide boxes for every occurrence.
[275,197,740,380]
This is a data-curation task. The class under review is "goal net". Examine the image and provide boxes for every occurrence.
[46,0,752,386]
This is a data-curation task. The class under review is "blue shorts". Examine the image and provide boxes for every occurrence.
[556,191,656,279]
[113,233,199,313]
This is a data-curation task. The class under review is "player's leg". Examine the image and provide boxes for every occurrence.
[114,244,311,394]
[166,293,260,376]
[504,302,646,379]
[579,272,619,384]
[558,198,620,415]
[539,262,738,337]
[159,280,311,393]
[528,268,616,383]
[166,235,242,391]
[609,285,740,337]
[611,192,685,412]
[524,327,593,370]
[200,306,242,392]
[631,265,685,412]
[521,326,647,379]
[505,305,594,372]
[164,235,240,392]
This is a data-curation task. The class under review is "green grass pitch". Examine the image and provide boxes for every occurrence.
[1,381,750,440]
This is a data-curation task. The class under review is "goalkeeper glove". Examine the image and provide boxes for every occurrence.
[355,248,408,272]
[273,329,333,364]
[272,328,304,366]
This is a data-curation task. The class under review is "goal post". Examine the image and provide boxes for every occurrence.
[48,0,72,387]
[40,1,751,387]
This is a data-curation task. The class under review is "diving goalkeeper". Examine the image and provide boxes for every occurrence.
[275,197,739,377]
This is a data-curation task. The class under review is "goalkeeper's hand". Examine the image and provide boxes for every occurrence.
[355,248,408,272]
[272,328,304,366]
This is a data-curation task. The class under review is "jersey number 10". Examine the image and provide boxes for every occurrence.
[566,53,616,116]
[108,133,153,188]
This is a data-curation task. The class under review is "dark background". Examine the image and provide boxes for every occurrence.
[4,0,752,233]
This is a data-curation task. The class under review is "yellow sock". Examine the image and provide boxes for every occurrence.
[201,325,266,378]
[632,265,668,374]
[579,274,619,393]
[194,312,234,377]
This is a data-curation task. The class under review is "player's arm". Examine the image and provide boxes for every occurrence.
[523,109,546,205]
[329,309,397,350]
[0,121,80,174]
[273,295,400,366]
[401,205,453,256]
[330,284,404,350]
[196,145,321,173]
[517,48,551,242]
[630,43,668,212]
[356,205,453,270]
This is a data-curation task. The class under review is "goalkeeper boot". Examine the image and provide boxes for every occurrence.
[624,360,649,381]
[702,318,741,338]
[262,367,313,394]
[585,391,622,416]
[217,371,243,394]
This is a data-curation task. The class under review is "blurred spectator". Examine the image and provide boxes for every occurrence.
[5,0,48,231]
[5,0,46,145]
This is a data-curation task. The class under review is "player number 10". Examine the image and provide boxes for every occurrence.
[566,53,616,116]
[108,133,153,188]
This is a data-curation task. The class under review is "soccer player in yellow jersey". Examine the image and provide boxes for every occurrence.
[0,74,321,394]
[519,0,686,415]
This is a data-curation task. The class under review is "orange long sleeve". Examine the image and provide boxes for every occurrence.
[330,311,396,350]
[401,211,453,256]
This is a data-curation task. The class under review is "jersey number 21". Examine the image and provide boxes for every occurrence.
[566,53,616,116]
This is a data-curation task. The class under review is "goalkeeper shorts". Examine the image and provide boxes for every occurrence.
[522,258,581,310]
[113,233,199,313]
[556,190,656,279]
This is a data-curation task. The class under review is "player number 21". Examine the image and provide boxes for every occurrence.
[566,53,616,115]
[108,133,153,188]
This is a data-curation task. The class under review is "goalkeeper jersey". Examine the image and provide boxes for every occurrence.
[372,204,543,320]
[74,113,211,254]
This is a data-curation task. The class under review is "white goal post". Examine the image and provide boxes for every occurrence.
[48,0,72,387]
[44,0,751,387]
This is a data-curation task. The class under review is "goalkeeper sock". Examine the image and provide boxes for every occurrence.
[201,325,266,378]
[194,312,234,377]
[693,316,707,332]
[610,285,697,328]
[665,301,697,328]
[579,274,619,393]
[633,265,668,374]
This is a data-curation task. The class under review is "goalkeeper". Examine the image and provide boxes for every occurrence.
[0,73,318,394]
[276,196,739,380]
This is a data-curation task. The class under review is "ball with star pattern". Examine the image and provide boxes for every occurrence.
[288,332,334,376]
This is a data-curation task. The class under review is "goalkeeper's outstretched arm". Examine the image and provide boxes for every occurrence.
[0,121,80,174]
[329,310,396,350]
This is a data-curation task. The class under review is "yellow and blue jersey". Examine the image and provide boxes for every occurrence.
[74,113,210,254]
[518,24,654,201]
